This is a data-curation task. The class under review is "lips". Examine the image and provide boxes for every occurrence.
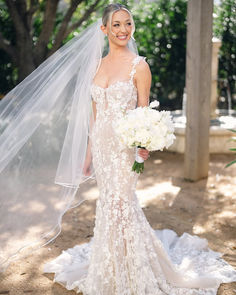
[117,35,128,40]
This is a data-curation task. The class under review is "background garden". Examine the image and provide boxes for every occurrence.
[0,0,235,111]
[0,1,236,294]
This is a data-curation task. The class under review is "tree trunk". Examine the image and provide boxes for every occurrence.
[1,0,103,84]
[15,25,36,81]
[17,43,36,82]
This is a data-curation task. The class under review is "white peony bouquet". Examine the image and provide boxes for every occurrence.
[115,100,176,173]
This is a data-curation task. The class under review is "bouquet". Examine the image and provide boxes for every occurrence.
[115,100,176,173]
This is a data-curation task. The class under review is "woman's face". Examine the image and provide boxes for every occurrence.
[102,9,133,46]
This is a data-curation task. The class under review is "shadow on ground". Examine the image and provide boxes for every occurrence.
[0,152,235,294]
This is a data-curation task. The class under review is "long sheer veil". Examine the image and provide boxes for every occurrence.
[0,17,138,271]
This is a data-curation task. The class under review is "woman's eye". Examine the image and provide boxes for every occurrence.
[113,23,131,27]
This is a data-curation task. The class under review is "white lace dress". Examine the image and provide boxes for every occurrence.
[44,55,236,295]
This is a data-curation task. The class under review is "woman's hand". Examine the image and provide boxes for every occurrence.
[138,148,150,161]
[83,136,93,176]
[83,161,91,176]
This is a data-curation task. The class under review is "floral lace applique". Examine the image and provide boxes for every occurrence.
[44,54,236,295]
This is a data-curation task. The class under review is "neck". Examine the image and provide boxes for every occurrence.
[107,41,131,59]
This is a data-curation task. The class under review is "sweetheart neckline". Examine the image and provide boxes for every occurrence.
[91,80,134,91]
[91,55,141,91]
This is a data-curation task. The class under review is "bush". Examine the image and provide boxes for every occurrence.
[132,0,187,110]
[214,0,236,110]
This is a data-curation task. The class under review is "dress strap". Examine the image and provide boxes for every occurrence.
[129,55,146,82]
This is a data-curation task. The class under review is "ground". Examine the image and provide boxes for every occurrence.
[0,152,236,295]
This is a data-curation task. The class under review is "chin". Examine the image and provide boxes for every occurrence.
[119,41,130,47]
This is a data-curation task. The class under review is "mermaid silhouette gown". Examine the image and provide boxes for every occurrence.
[44,55,236,294]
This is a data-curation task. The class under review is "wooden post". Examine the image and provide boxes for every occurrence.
[184,0,213,181]
[211,37,221,120]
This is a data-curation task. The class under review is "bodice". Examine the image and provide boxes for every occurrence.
[90,55,145,120]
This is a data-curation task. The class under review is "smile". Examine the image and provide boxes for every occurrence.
[117,35,128,40]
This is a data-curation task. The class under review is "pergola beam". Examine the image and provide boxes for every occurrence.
[184,0,213,181]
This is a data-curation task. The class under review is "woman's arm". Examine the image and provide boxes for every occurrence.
[91,100,96,121]
[135,59,152,107]
[135,58,152,160]
[83,100,97,176]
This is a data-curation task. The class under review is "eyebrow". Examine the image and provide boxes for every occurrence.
[113,19,131,23]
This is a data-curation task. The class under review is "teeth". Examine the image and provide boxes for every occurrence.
[117,36,127,40]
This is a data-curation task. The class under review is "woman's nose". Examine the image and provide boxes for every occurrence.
[120,24,128,33]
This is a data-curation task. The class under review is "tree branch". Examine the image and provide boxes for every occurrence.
[34,0,59,64]
[5,0,28,37]
[50,0,83,54]
[15,0,27,17]
[15,0,35,33]
[27,0,39,31]
[29,0,39,16]
[66,0,101,36]
[50,0,101,54]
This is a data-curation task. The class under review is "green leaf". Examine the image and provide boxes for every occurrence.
[132,161,144,173]
[225,160,236,168]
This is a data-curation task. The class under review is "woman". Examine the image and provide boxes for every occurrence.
[43,3,236,295]
[0,3,235,294]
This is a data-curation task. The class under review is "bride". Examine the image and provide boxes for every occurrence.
[43,3,236,295]
[0,3,235,295]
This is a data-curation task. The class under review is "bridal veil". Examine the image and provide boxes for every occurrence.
[0,17,138,271]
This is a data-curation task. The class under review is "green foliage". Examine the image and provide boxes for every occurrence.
[131,0,187,110]
[0,0,235,114]
[0,1,15,44]
[214,0,236,110]
[225,129,236,168]
[0,0,108,94]
[0,0,17,93]
[0,51,18,94]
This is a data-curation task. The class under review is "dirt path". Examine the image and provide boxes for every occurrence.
[1,152,236,295]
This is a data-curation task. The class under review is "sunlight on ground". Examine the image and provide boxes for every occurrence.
[192,225,206,234]
[81,187,98,201]
[136,181,180,207]
[216,210,236,219]
[1,153,235,295]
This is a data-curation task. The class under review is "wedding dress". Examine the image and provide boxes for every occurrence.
[44,55,236,295]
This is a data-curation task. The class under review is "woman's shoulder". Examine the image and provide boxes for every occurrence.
[135,55,150,72]
[133,55,151,83]
[100,53,149,70]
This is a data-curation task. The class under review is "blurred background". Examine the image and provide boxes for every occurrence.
[0,0,235,111]
[0,3,235,294]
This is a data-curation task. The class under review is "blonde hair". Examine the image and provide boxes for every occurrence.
[102,3,135,38]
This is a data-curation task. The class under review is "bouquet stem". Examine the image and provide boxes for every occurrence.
[132,146,145,174]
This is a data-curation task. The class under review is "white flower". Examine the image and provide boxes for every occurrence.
[149,100,160,108]
[115,106,175,153]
